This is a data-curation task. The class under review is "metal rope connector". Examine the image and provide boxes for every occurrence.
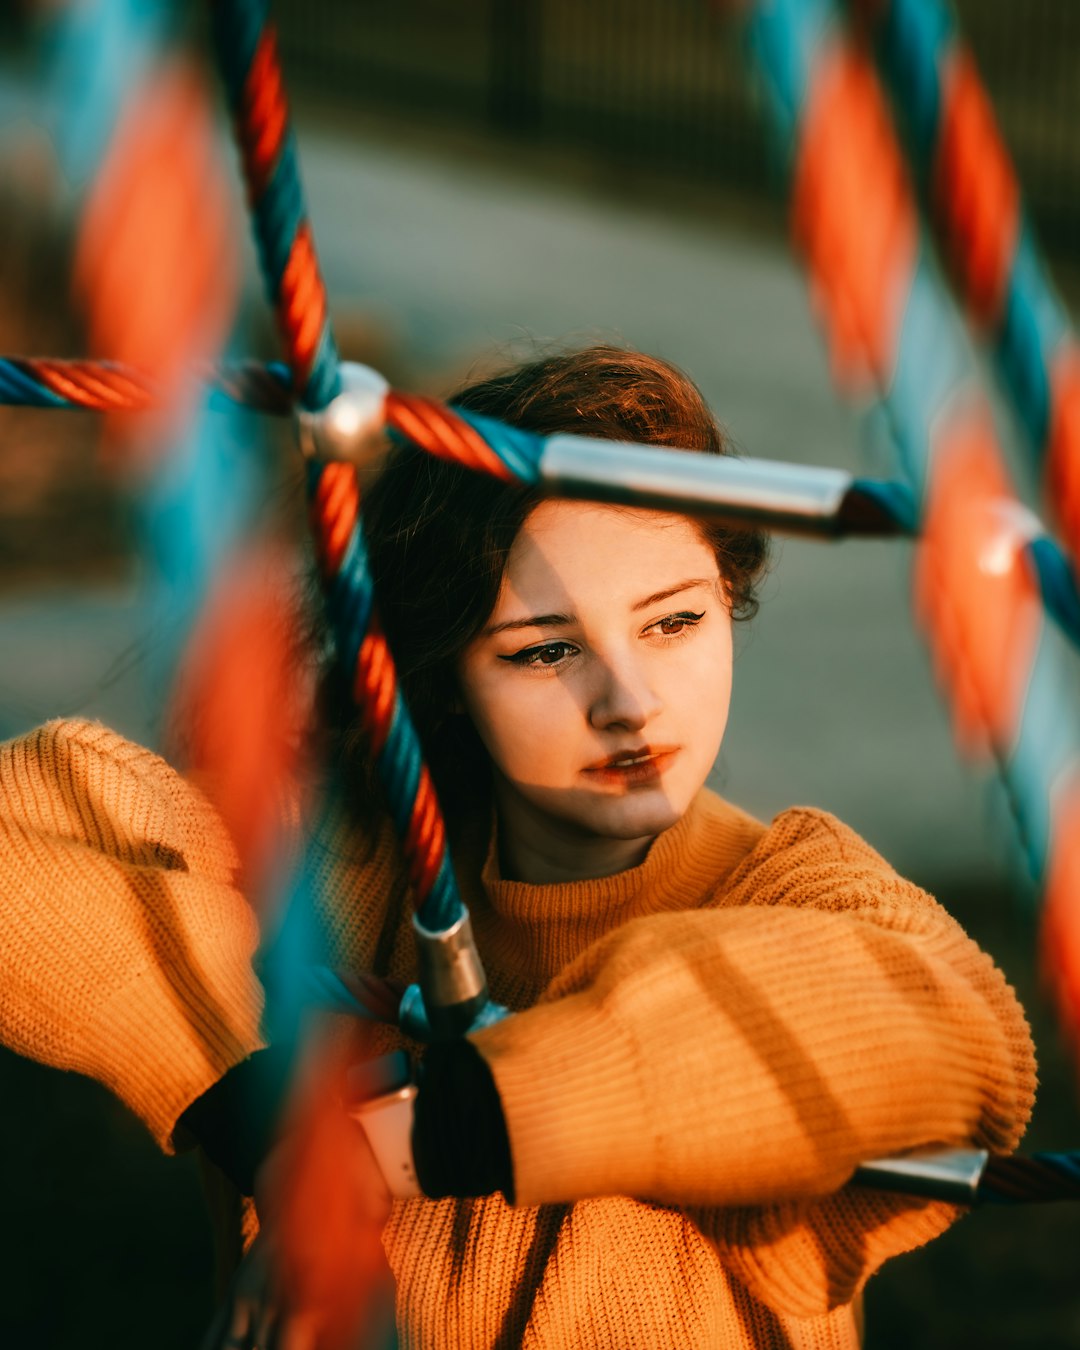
[294,361,390,466]
[399,910,508,1042]
[852,1146,990,1204]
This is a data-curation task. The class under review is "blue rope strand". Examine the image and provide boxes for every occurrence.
[450,406,546,484]
[0,361,68,407]
[1027,537,1080,650]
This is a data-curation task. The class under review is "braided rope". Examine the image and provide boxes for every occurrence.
[209,0,475,935]
[978,1151,1080,1206]
[46,0,261,641]
[8,0,1078,1207]
[9,353,1080,619]
[306,456,460,926]
[0,352,924,540]
[209,0,338,411]
[750,0,1080,1155]
[743,0,1080,924]
[48,0,168,188]
[740,0,1080,1206]
[0,355,292,414]
[0,357,156,410]
[848,0,1080,564]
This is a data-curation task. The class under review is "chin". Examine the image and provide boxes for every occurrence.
[583,794,687,841]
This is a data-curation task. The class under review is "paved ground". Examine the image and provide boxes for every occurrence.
[0,109,1020,892]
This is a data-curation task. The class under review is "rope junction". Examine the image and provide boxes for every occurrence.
[8,0,1079,1203]
[6,353,1078,643]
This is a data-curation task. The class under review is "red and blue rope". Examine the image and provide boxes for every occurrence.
[743,0,1080,906]
[978,1150,1080,1205]
[847,0,1080,567]
[0,355,291,414]
[209,0,338,412]
[209,0,485,934]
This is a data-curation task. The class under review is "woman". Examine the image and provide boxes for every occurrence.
[0,346,1035,1348]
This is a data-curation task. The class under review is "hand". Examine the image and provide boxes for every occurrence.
[199,1236,279,1350]
[201,1060,396,1350]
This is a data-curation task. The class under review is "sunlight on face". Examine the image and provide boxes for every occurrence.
[458,500,734,882]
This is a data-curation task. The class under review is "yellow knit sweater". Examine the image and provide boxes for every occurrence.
[0,719,1035,1349]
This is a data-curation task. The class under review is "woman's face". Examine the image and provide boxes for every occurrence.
[457,500,734,881]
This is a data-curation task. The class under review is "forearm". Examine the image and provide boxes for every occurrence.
[471,907,1034,1209]
[0,721,268,1149]
[182,1038,511,1204]
[0,830,268,1148]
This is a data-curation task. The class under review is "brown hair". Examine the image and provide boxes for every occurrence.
[324,345,769,817]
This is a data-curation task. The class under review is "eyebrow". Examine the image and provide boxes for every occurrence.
[483,579,714,637]
[630,578,714,612]
[485,612,574,637]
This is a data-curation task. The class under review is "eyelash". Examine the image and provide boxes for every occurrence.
[649,610,705,639]
[499,610,706,668]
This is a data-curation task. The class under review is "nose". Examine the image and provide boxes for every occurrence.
[587,653,662,732]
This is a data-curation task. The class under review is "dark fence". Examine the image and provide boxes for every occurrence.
[274,0,768,188]
[272,1,1079,261]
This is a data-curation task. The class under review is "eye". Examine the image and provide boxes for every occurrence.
[499,641,579,668]
[648,610,706,637]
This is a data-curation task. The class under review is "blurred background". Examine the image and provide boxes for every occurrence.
[1,1,1078,1346]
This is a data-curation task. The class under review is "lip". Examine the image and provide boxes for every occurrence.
[582,745,678,788]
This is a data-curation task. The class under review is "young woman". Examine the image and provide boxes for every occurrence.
[0,346,1035,1349]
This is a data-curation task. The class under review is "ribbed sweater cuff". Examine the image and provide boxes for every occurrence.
[86,963,267,1153]
[471,996,650,1208]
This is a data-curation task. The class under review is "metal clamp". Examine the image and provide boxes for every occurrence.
[539,434,858,536]
[294,361,390,466]
[399,910,507,1042]
[852,1146,990,1204]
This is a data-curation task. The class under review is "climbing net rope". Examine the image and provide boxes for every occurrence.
[3,0,1079,1204]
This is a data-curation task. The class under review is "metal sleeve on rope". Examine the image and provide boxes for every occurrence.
[538,434,905,537]
[853,1147,1080,1206]
[853,1146,988,1204]
[401,911,502,1042]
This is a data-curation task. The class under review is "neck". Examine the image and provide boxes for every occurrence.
[492,780,655,884]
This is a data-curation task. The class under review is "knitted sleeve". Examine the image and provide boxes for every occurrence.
[0,719,267,1151]
[471,807,1035,1315]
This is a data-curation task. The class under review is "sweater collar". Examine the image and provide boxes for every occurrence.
[466,789,759,998]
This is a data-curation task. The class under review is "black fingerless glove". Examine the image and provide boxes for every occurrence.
[412,1039,514,1203]
[181,1038,514,1204]
[178,1044,294,1196]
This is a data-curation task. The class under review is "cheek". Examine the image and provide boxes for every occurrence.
[681,626,734,740]
[460,670,586,788]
